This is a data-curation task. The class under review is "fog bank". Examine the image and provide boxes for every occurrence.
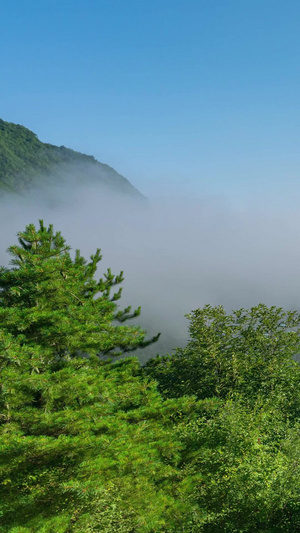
[1,181,300,362]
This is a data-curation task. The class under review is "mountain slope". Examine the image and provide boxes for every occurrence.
[0,119,144,199]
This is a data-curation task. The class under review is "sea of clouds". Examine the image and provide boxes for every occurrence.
[1,178,300,361]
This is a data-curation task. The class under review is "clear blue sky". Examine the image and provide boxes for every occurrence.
[2,0,300,205]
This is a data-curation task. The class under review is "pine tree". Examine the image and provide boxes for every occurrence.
[0,338,195,532]
[0,221,192,532]
[0,220,159,364]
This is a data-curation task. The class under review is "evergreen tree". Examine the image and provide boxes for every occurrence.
[0,220,159,362]
[0,221,189,532]
[0,345,196,532]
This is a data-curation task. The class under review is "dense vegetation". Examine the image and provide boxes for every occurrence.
[0,119,142,197]
[0,222,299,532]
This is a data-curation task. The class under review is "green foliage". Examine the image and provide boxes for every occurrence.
[143,304,300,531]
[1,223,300,532]
[0,350,197,532]
[0,118,92,191]
[0,222,185,532]
[0,220,158,358]
[176,399,300,532]
[0,118,142,197]
[144,304,300,414]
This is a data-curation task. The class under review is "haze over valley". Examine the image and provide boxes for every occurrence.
[2,120,300,360]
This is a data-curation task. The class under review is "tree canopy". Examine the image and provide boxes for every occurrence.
[0,222,300,532]
[144,304,300,413]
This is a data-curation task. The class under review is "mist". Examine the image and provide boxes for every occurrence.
[1,177,300,362]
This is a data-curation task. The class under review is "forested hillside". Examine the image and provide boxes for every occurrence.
[0,221,299,532]
[0,119,143,198]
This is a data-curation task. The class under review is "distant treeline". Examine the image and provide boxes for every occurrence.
[0,118,143,198]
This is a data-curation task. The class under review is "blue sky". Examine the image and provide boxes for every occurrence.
[2,0,300,205]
